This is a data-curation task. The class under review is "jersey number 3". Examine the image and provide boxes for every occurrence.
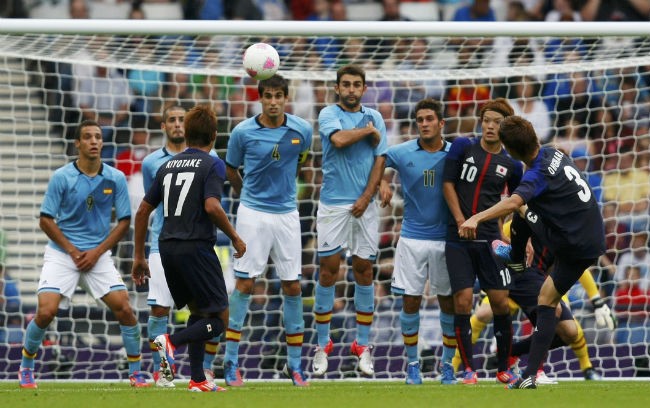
[162,172,195,216]
[563,166,591,203]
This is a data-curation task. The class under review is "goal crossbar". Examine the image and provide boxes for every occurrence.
[0,20,649,37]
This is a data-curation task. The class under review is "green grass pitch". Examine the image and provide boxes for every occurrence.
[2,380,649,408]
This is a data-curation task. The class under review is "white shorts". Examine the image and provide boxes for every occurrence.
[147,252,174,308]
[316,202,379,260]
[391,237,451,297]
[38,245,126,309]
[232,204,302,281]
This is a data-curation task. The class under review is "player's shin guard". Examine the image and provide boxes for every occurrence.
[354,283,374,345]
[493,314,513,372]
[120,324,143,374]
[511,336,531,357]
[470,314,488,344]
[440,311,457,365]
[452,314,485,371]
[570,322,592,371]
[148,315,168,370]
[455,314,473,370]
[400,310,420,363]
[451,350,462,372]
[189,339,206,381]
[21,320,47,369]
[225,289,251,365]
[512,334,566,357]
[173,315,224,346]
[283,294,305,371]
[314,282,335,347]
[523,305,558,379]
[203,338,220,370]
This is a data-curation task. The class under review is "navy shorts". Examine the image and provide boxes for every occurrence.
[510,267,573,324]
[445,240,509,294]
[159,239,228,314]
[509,267,546,311]
[550,256,598,296]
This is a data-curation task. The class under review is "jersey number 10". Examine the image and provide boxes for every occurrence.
[460,163,477,182]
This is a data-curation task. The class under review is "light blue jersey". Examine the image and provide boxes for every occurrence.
[40,162,131,253]
[226,113,312,214]
[142,148,174,254]
[319,104,387,205]
[385,139,451,241]
[142,147,220,253]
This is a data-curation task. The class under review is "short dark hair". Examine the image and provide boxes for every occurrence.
[75,120,101,140]
[258,74,289,97]
[498,115,540,158]
[162,105,186,122]
[184,105,217,148]
[336,64,365,85]
[480,98,514,121]
[414,98,443,121]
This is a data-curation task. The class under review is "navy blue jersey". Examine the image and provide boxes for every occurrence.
[443,136,523,240]
[144,148,226,243]
[526,234,588,296]
[529,236,553,274]
[513,147,605,259]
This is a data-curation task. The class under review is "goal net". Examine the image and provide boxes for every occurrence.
[1,20,649,382]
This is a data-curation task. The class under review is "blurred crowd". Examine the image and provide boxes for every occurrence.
[4,0,650,23]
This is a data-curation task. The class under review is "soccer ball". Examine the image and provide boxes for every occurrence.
[242,43,280,81]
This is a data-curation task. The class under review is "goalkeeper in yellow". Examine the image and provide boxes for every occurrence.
[451,219,615,382]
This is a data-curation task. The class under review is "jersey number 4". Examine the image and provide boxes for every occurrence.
[272,144,281,160]
[162,172,195,216]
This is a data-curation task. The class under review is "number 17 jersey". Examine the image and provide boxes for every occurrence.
[144,148,226,243]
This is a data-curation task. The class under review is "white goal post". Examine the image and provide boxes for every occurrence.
[0,20,649,382]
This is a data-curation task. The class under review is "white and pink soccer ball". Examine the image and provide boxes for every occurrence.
[242,43,280,81]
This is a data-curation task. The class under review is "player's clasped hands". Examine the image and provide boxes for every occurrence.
[72,248,101,272]
[459,217,479,240]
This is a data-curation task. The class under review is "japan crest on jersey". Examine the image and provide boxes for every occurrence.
[495,164,508,177]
